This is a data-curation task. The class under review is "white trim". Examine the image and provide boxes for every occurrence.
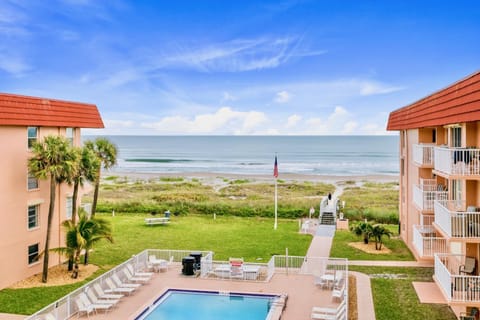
[28,199,44,206]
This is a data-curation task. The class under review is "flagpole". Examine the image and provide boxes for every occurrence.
[273,153,278,230]
[274,177,278,230]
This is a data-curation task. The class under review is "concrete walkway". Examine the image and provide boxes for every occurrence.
[304,222,377,320]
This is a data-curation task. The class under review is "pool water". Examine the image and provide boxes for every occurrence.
[137,290,276,320]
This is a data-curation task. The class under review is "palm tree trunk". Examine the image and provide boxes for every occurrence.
[42,178,56,283]
[68,181,80,271]
[91,170,100,217]
[72,181,79,225]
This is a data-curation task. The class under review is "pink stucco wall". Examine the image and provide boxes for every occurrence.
[0,126,86,289]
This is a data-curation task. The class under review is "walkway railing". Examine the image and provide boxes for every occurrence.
[26,250,348,320]
[25,249,211,320]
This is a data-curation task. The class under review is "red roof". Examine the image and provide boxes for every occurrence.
[0,93,104,128]
[387,71,480,130]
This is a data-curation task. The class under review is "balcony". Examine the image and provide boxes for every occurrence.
[412,225,447,258]
[413,181,448,212]
[434,200,480,238]
[413,144,435,167]
[434,147,480,177]
[435,254,480,302]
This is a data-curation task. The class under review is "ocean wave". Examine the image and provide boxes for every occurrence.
[125,158,195,163]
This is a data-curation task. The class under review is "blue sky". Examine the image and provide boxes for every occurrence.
[1,0,479,135]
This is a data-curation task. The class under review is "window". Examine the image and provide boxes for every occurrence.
[28,205,39,229]
[27,127,38,148]
[66,128,74,145]
[451,126,462,148]
[66,196,73,219]
[28,172,38,190]
[28,243,39,264]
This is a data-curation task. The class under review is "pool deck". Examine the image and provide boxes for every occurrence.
[82,265,340,320]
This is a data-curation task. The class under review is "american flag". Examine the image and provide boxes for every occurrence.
[273,155,278,178]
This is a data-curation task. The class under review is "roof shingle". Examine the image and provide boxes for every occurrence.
[0,93,104,128]
[387,71,480,130]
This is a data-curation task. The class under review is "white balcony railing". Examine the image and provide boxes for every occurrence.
[413,144,435,166]
[434,200,480,238]
[412,225,447,258]
[435,254,480,302]
[434,147,480,176]
[413,184,448,211]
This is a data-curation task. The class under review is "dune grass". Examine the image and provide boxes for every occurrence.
[87,176,335,219]
[341,181,399,224]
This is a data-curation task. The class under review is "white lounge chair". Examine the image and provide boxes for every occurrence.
[311,299,346,320]
[123,268,150,283]
[93,283,123,300]
[112,273,141,289]
[331,286,345,301]
[75,295,95,318]
[79,292,113,314]
[104,277,136,295]
[86,287,120,307]
[126,263,154,278]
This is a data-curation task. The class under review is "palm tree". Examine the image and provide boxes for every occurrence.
[71,146,100,225]
[28,136,78,283]
[351,221,373,244]
[371,224,393,250]
[52,209,113,277]
[84,138,117,217]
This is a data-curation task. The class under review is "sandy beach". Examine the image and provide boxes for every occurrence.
[105,170,398,187]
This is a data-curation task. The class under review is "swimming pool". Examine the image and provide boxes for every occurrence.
[135,289,281,320]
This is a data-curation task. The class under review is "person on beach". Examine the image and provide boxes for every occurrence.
[309,206,315,219]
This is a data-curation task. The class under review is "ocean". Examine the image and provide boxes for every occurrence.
[83,135,399,176]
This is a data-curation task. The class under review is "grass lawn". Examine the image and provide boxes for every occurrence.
[90,213,312,266]
[0,214,311,315]
[349,266,456,320]
[330,228,414,261]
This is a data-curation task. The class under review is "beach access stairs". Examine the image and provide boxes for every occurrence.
[319,196,340,226]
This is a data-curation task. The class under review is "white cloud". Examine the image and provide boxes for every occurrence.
[155,36,324,73]
[140,107,268,135]
[286,114,301,127]
[274,90,291,103]
[359,81,404,96]
[0,52,30,75]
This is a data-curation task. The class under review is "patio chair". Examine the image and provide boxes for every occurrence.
[460,307,479,320]
[313,270,328,289]
[93,283,124,300]
[459,257,476,275]
[148,255,167,272]
[104,277,136,295]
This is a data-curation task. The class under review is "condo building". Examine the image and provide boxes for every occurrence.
[387,71,480,316]
[0,93,103,289]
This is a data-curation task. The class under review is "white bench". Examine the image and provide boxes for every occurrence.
[145,217,170,225]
